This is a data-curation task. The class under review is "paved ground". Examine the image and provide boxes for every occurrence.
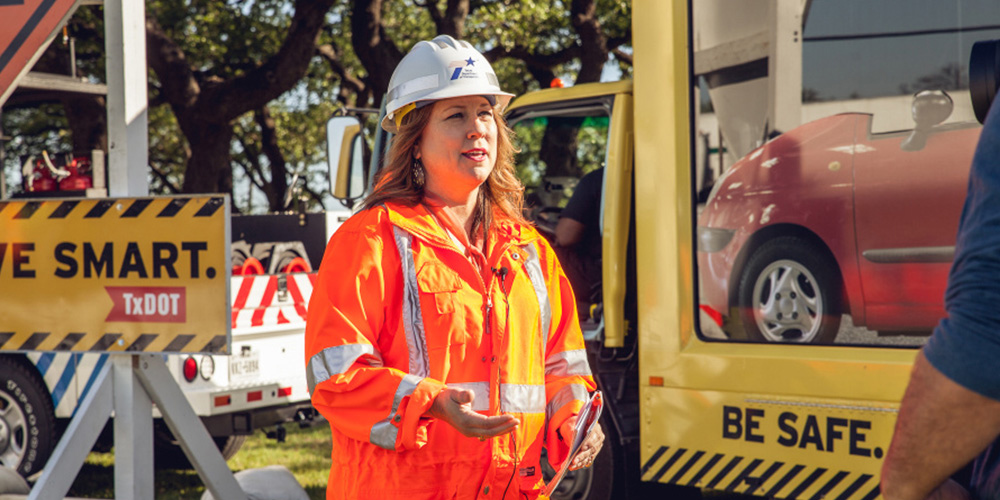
[834,314,929,347]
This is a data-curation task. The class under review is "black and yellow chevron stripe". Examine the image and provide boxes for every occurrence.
[0,196,224,220]
[0,332,228,353]
[0,195,229,354]
[642,446,881,499]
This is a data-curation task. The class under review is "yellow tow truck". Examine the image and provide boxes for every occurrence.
[328,2,999,498]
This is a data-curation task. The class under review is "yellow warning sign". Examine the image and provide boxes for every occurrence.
[0,196,231,353]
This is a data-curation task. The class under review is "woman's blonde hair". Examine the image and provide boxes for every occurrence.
[362,100,528,234]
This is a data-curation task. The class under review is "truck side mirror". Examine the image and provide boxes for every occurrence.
[971,39,1000,125]
[326,116,365,202]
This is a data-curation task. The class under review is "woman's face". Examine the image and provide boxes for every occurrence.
[415,95,498,199]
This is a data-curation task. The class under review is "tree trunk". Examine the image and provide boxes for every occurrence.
[571,0,609,84]
[351,0,403,104]
[62,96,107,155]
[255,106,288,212]
[146,0,336,195]
[178,116,234,196]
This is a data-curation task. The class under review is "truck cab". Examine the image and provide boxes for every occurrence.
[327,2,998,499]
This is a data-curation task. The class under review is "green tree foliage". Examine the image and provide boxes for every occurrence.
[2,0,632,213]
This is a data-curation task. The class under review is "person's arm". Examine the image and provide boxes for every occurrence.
[532,238,600,467]
[881,352,1000,499]
[883,98,1000,499]
[555,217,586,247]
[556,168,602,248]
[306,216,444,451]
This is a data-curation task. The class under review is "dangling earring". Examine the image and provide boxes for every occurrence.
[412,158,426,187]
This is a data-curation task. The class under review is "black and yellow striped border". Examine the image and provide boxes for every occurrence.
[0,195,229,354]
[0,196,224,220]
[0,332,228,353]
[641,446,880,499]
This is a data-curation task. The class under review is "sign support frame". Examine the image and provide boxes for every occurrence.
[20,1,245,498]
[29,356,247,500]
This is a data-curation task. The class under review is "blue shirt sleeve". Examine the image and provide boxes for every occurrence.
[924,99,1000,401]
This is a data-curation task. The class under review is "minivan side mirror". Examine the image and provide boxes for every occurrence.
[326,116,365,203]
[901,90,953,152]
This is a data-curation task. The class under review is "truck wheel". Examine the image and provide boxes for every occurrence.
[154,423,247,470]
[0,355,57,478]
[737,237,841,344]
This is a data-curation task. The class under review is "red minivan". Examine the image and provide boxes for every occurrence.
[697,91,981,343]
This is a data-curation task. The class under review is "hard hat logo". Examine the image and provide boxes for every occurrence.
[381,35,514,133]
[449,58,479,81]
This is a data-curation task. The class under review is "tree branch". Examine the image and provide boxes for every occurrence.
[611,47,632,66]
[149,161,182,193]
[236,157,267,192]
[254,106,288,212]
[608,35,631,51]
[299,180,327,211]
[485,43,579,87]
[415,0,444,33]
[486,43,580,67]
[236,134,269,193]
[204,0,338,121]
[316,44,366,96]
[145,17,201,109]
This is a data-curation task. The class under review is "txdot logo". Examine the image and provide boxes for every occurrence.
[449,57,477,80]
[105,286,186,323]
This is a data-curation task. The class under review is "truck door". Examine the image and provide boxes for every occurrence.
[506,94,615,324]
[852,110,980,331]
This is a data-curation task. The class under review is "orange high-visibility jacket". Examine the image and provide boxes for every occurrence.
[305,201,596,499]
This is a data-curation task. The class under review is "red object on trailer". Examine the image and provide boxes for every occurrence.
[58,158,93,191]
[29,172,57,192]
[281,257,311,274]
[240,257,265,275]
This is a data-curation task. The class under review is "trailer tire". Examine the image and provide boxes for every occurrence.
[0,355,57,478]
[154,423,247,470]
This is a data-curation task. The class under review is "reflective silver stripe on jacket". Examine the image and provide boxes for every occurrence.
[523,243,552,347]
[306,343,378,393]
[501,384,547,414]
[545,349,592,378]
[546,383,589,421]
[393,227,430,378]
[370,373,422,450]
[450,381,491,412]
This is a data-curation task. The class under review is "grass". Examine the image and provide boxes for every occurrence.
[65,421,331,499]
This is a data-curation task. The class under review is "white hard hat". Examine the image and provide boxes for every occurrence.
[381,35,514,133]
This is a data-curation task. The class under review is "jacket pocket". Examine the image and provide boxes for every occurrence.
[417,262,462,315]
[416,262,469,349]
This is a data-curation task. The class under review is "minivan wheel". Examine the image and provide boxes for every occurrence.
[738,237,841,344]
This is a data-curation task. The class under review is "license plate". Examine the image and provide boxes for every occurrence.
[230,351,260,383]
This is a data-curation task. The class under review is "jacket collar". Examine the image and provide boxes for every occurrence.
[382,200,539,250]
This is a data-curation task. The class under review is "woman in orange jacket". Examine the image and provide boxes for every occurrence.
[305,34,603,500]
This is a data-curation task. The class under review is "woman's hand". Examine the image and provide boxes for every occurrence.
[560,416,605,470]
[428,387,519,439]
